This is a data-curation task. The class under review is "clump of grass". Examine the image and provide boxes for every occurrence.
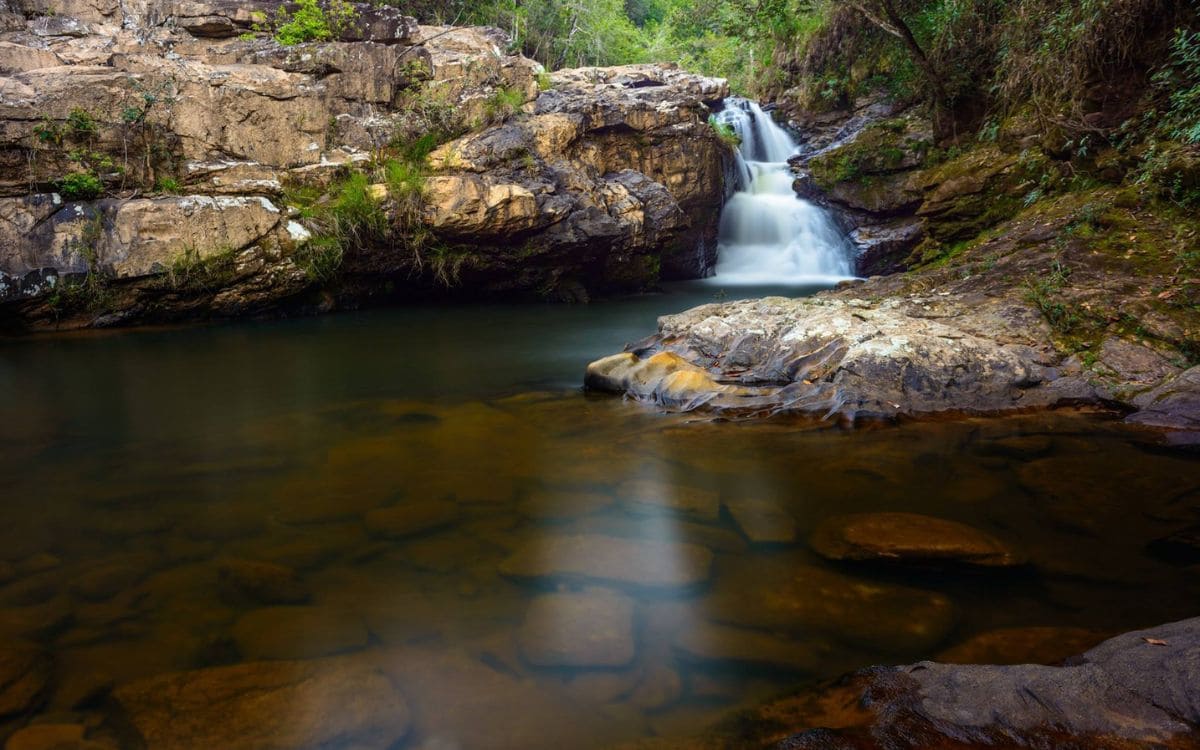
[162,246,239,291]
[483,87,527,124]
[57,172,103,201]
[708,116,742,149]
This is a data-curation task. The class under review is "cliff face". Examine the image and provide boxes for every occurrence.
[0,2,732,329]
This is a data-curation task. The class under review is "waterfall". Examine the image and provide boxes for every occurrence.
[710,99,855,285]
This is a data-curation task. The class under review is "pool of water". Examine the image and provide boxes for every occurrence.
[1,283,1198,748]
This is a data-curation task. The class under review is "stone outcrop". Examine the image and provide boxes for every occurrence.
[0,2,732,330]
[584,181,1199,429]
[750,617,1200,750]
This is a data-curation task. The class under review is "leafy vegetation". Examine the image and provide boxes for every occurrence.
[271,0,358,45]
[57,172,103,200]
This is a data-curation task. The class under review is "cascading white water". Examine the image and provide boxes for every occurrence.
[711,99,855,285]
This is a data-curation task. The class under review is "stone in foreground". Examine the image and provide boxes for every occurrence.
[500,533,713,589]
[517,590,636,667]
[810,512,1025,568]
[113,657,410,750]
[764,617,1200,749]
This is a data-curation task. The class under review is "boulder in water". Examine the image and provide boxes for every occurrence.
[810,512,1025,568]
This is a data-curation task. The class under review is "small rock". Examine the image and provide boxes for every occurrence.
[364,501,459,539]
[232,606,368,660]
[71,559,151,602]
[723,497,796,544]
[4,723,84,750]
[217,559,310,605]
[517,590,636,668]
[936,626,1107,666]
[113,657,410,749]
[0,643,51,717]
[564,670,641,704]
[675,622,822,673]
[500,534,714,590]
[618,479,720,521]
[810,512,1025,568]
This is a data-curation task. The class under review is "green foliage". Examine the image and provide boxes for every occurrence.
[154,176,181,194]
[66,108,98,138]
[57,172,103,200]
[162,246,239,291]
[483,86,528,124]
[293,237,345,283]
[1024,259,1079,335]
[1154,26,1200,144]
[708,116,741,148]
[272,0,358,45]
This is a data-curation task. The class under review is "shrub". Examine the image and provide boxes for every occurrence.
[273,0,358,45]
[57,172,103,200]
[154,176,181,194]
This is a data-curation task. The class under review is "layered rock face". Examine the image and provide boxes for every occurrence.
[0,3,731,328]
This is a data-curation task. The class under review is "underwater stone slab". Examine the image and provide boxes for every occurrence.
[724,497,797,544]
[364,500,459,539]
[810,512,1025,568]
[704,557,956,653]
[232,606,368,660]
[217,558,310,605]
[674,621,823,673]
[517,590,636,668]
[0,642,50,717]
[618,478,721,521]
[936,626,1108,666]
[500,533,714,590]
[113,656,410,750]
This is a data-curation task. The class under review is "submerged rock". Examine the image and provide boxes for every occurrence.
[364,500,459,539]
[112,656,410,749]
[723,497,797,544]
[0,642,50,717]
[217,559,310,605]
[703,557,955,653]
[674,622,823,673]
[935,625,1108,665]
[500,533,714,590]
[810,512,1024,568]
[618,478,721,521]
[232,606,368,660]
[517,590,636,668]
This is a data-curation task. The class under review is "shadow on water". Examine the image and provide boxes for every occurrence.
[0,284,1198,748]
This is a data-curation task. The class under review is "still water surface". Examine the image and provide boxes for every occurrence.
[2,283,1199,748]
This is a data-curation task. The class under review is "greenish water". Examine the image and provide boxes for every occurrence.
[1,283,1198,748]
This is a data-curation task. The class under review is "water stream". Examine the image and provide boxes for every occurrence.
[710,99,855,285]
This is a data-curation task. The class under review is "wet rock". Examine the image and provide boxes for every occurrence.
[217,559,310,605]
[703,557,955,653]
[112,656,410,749]
[1146,524,1200,565]
[380,646,625,749]
[619,479,720,521]
[0,643,50,717]
[500,534,714,590]
[232,606,368,660]
[71,556,154,602]
[675,622,823,673]
[364,500,459,539]
[770,617,1200,749]
[629,664,683,711]
[4,723,85,750]
[809,512,1025,568]
[1128,365,1200,432]
[518,487,615,521]
[723,497,796,544]
[517,590,636,668]
[0,598,73,640]
[936,626,1108,665]
[565,669,642,704]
